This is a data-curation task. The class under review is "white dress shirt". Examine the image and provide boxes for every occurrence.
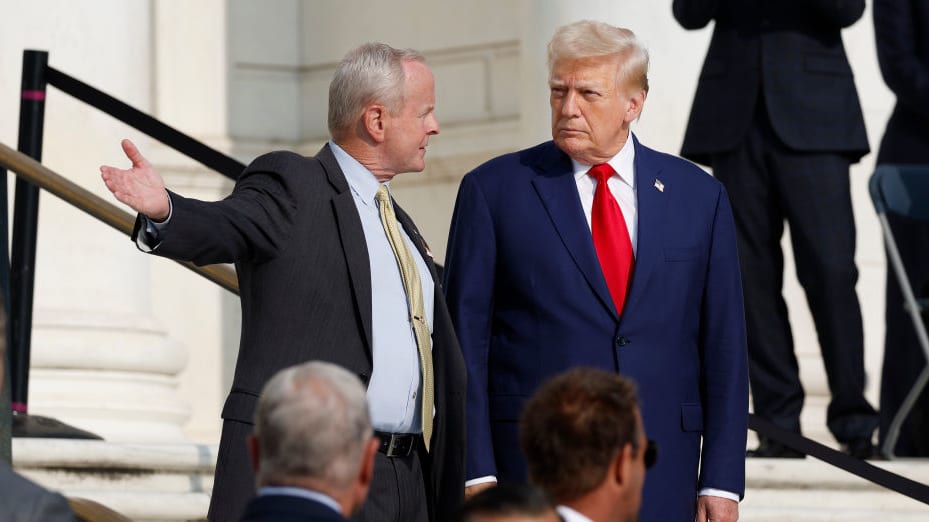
[572,134,638,254]
[556,505,593,522]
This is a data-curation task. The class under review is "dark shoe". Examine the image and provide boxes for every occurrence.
[746,439,805,458]
[844,438,878,460]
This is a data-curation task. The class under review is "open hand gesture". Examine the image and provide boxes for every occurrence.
[100,139,170,221]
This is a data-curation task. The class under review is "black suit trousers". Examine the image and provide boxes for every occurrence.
[711,103,878,442]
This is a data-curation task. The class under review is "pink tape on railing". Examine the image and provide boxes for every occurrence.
[11,402,27,413]
[21,90,46,101]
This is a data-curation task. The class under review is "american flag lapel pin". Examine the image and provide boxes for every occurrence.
[654,179,665,192]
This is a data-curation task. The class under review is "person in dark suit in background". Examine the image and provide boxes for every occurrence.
[874,0,929,457]
[520,368,652,522]
[240,361,378,522]
[674,0,880,458]
[444,20,747,522]
[0,302,75,522]
[100,42,466,522]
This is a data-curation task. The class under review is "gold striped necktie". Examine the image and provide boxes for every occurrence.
[375,185,434,451]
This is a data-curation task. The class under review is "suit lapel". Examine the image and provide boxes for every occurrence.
[624,136,667,315]
[318,144,374,357]
[531,144,617,319]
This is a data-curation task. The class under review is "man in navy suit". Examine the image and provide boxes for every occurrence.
[444,20,748,522]
[673,0,879,459]
[240,361,380,522]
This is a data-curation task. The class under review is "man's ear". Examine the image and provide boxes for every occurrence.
[613,442,635,486]
[247,435,261,475]
[363,105,389,143]
[624,89,647,124]
[359,436,379,488]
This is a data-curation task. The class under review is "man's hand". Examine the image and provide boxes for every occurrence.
[696,496,738,522]
[464,481,496,500]
[100,139,170,221]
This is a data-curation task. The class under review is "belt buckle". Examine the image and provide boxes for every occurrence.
[385,434,403,457]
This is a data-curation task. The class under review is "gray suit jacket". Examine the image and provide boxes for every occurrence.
[0,462,75,522]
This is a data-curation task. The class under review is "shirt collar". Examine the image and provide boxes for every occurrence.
[329,140,385,207]
[258,486,343,515]
[570,133,636,188]
[556,505,594,522]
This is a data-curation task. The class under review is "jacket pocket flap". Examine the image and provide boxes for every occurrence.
[221,389,259,424]
[804,54,850,75]
[664,247,700,261]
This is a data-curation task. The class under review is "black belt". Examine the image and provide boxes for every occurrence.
[376,431,419,457]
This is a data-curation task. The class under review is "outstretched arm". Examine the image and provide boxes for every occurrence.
[100,139,170,221]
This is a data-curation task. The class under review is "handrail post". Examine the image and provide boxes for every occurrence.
[10,50,48,416]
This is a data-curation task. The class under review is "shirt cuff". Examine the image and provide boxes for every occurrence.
[465,476,497,488]
[135,192,173,252]
[698,488,740,502]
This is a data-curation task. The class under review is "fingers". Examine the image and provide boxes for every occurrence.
[120,138,150,169]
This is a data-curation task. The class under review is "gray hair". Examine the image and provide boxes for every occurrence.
[328,42,426,139]
[547,20,650,93]
[253,361,372,489]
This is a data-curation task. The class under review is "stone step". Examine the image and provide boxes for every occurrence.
[13,439,216,522]
[13,432,929,521]
[741,458,929,521]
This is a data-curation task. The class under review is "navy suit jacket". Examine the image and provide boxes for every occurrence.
[444,137,749,522]
[874,0,929,164]
[240,494,346,522]
[674,0,869,165]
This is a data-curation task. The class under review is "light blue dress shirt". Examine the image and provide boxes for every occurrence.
[330,141,435,435]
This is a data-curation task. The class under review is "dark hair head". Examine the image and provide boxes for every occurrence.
[519,367,640,502]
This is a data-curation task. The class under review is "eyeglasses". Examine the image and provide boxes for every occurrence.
[644,439,658,470]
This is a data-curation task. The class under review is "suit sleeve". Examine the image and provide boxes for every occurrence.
[144,152,299,266]
[874,0,929,119]
[672,0,719,30]
[808,0,865,28]
[443,172,498,481]
[697,185,749,497]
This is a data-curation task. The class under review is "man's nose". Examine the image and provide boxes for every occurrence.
[560,91,579,116]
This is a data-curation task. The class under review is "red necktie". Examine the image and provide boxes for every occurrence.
[588,163,634,315]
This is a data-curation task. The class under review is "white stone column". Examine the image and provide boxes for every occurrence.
[148,0,240,445]
[0,0,190,442]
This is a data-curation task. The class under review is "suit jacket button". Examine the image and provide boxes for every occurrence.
[616,336,629,347]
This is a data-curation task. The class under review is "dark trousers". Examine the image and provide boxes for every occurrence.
[207,420,431,522]
[711,102,878,443]
[351,443,430,522]
[879,213,929,456]
[208,420,256,522]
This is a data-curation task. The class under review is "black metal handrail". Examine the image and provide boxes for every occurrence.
[3,49,242,428]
